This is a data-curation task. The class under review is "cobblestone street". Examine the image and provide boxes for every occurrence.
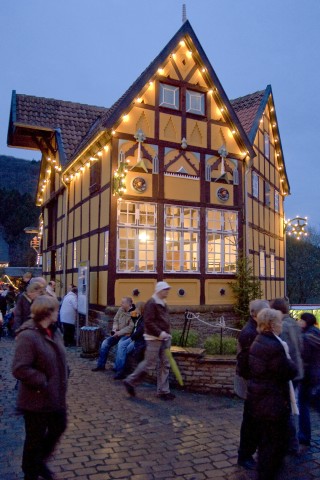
[1,337,320,480]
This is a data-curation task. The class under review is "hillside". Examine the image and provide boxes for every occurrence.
[0,155,40,197]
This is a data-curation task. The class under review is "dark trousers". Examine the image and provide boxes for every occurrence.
[257,416,289,480]
[238,399,259,460]
[22,410,67,479]
[62,322,75,346]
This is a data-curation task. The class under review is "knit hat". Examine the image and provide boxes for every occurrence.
[155,281,171,294]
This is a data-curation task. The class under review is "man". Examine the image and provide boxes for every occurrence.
[13,282,45,332]
[237,299,269,470]
[92,297,134,372]
[123,281,175,400]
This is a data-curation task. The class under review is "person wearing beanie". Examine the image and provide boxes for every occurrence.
[123,281,175,400]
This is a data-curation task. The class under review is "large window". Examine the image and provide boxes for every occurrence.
[159,83,179,110]
[264,181,271,207]
[206,210,238,273]
[117,201,157,272]
[270,253,275,277]
[264,133,270,159]
[274,191,280,212]
[104,231,109,265]
[186,89,205,115]
[164,205,199,272]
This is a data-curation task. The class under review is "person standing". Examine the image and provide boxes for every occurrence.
[298,312,320,446]
[13,282,44,332]
[123,281,175,400]
[247,308,297,480]
[46,281,57,299]
[12,295,68,480]
[60,287,78,347]
[236,299,269,469]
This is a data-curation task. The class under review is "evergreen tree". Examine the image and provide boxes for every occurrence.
[229,255,262,327]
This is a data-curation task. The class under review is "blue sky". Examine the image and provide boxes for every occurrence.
[1,0,319,225]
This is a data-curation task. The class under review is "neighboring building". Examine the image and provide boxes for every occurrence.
[7,20,289,310]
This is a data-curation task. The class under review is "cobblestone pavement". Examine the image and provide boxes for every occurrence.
[1,337,320,480]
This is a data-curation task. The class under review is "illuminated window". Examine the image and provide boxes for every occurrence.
[264,133,270,159]
[164,205,199,272]
[159,83,179,110]
[104,231,109,265]
[186,90,205,115]
[259,250,266,277]
[252,172,259,199]
[73,242,77,269]
[274,191,280,212]
[270,253,275,277]
[117,201,157,272]
[206,210,238,273]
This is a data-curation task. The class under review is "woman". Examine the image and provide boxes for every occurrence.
[12,295,68,480]
[247,308,297,480]
[298,312,320,446]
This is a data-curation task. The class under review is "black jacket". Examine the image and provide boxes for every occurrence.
[247,332,297,420]
[236,316,258,379]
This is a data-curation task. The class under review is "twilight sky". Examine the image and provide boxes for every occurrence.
[1,0,319,225]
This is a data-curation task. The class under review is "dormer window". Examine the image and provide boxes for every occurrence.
[159,83,179,110]
[186,90,205,115]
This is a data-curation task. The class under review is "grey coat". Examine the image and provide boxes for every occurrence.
[280,314,304,381]
[12,320,68,412]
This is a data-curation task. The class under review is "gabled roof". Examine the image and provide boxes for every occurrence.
[72,20,255,160]
[231,89,267,143]
[231,85,290,193]
[8,92,108,163]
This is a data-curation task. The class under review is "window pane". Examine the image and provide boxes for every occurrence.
[165,206,181,228]
[165,231,181,271]
[207,233,221,272]
[139,204,156,226]
[207,210,221,230]
[223,212,237,232]
[224,235,237,272]
[186,90,205,115]
[138,230,155,271]
[183,232,198,271]
[160,84,179,110]
[184,208,199,229]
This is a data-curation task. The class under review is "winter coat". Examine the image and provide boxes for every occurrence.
[112,306,135,336]
[247,332,297,420]
[280,314,304,381]
[236,316,258,379]
[12,320,68,412]
[144,297,170,338]
[301,325,320,386]
[131,315,145,349]
[60,291,77,325]
[13,293,32,331]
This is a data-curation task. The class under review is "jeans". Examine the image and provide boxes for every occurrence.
[96,335,122,368]
[114,337,134,373]
[22,410,67,479]
[298,377,320,444]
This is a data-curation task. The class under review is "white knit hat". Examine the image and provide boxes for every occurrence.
[154,281,171,294]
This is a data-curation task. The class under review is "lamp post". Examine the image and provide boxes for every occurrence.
[283,216,308,298]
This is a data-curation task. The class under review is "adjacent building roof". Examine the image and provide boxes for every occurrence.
[231,89,267,142]
[9,93,108,162]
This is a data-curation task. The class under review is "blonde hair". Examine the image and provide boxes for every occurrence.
[26,282,45,295]
[31,295,59,323]
[256,308,282,333]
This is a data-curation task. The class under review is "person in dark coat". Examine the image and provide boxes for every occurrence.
[236,299,269,469]
[298,312,320,446]
[13,282,44,332]
[247,308,298,480]
[12,295,68,480]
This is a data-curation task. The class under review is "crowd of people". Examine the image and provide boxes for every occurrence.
[235,298,320,479]
[1,273,320,480]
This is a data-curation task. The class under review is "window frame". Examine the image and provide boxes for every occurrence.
[264,181,271,207]
[206,209,238,274]
[164,205,200,273]
[259,250,266,277]
[270,253,275,278]
[252,172,259,199]
[186,89,205,115]
[274,190,280,213]
[117,201,157,273]
[264,132,270,159]
[159,83,180,110]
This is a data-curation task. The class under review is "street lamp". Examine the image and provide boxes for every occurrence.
[284,216,308,297]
